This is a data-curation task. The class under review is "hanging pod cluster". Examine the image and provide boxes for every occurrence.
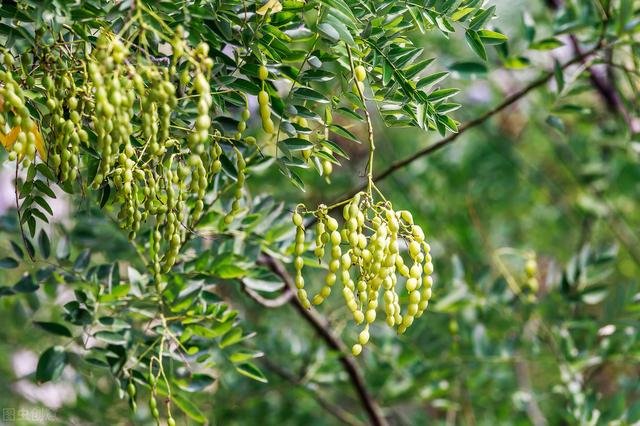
[0,53,40,165]
[145,371,177,426]
[256,64,335,179]
[43,68,88,182]
[0,28,252,282]
[292,192,434,355]
[257,65,275,134]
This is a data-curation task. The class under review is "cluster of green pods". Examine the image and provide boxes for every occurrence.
[292,192,434,355]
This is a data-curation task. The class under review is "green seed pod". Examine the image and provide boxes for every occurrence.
[258,90,269,106]
[258,65,269,81]
[3,51,14,67]
[408,240,421,258]
[292,212,303,227]
[263,118,274,134]
[354,65,366,82]
[358,326,370,345]
[322,160,333,176]
[525,257,537,277]
[127,382,136,398]
[352,344,362,356]
[149,395,157,410]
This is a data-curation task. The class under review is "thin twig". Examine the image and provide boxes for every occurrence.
[328,43,606,206]
[261,357,366,426]
[241,281,294,308]
[546,0,639,134]
[602,60,640,77]
[14,162,34,261]
[567,36,640,133]
[514,358,548,426]
[346,44,375,195]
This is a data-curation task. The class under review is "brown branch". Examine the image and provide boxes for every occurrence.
[14,162,34,261]
[241,281,293,308]
[514,359,548,426]
[546,0,640,134]
[567,36,640,133]
[259,254,389,426]
[261,357,366,426]
[603,60,640,77]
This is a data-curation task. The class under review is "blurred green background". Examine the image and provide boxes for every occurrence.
[1,0,639,425]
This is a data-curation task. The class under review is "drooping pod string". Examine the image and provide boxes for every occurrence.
[292,192,435,355]
[257,65,274,134]
[291,204,311,309]
[224,147,246,225]
[311,214,340,305]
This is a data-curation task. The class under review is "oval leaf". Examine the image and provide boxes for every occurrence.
[36,346,67,383]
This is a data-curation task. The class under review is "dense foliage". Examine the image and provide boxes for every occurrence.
[1,0,639,425]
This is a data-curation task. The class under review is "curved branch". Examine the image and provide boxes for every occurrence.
[259,255,389,426]
[553,10,640,134]
[241,280,294,308]
[261,357,366,426]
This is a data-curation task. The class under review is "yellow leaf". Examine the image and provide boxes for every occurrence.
[0,124,47,160]
[0,127,20,150]
[30,124,47,161]
[256,0,282,15]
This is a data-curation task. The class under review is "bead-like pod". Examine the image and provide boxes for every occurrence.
[291,192,435,355]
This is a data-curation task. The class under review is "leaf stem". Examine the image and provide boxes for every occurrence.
[346,44,375,196]
[14,162,34,261]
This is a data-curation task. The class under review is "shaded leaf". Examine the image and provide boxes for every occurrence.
[235,362,268,383]
[36,346,67,383]
[34,321,72,337]
[94,331,127,345]
[530,37,564,50]
[14,274,38,293]
[465,30,487,61]
[38,230,51,259]
[0,257,19,269]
